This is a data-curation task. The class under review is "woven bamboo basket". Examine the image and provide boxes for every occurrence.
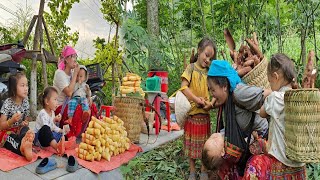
[114,96,144,143]
[242,57,270,89]
[284,89,320,163]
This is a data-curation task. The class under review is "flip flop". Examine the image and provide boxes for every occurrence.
[66,155,78,173]
[35,158,57,174]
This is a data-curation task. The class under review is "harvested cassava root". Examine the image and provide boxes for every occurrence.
[224,29,264,77]
[76,116,131,162]
[302,50,317,88]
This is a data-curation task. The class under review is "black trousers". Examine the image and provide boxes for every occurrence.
[3,126,29,156]
[37,125,67,147]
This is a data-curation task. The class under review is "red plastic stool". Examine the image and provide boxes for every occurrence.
[100,105,114,118]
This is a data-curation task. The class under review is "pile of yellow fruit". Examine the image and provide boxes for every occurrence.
[120,73,145,97]
[75,116,131,162]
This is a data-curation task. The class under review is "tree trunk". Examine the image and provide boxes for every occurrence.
[210,0,215,40]
[30,0,45,118]
[276,0,282,53]
[197,0,207,35]
[147,0,160,70]
[300,28,307,65]
[312,12,318,63]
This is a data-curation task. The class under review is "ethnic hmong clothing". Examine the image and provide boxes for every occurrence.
[184,114,210,159]
[0,127,19,147]
[270,156,306,180]
[181,63,209,116]
[242,154,306,180]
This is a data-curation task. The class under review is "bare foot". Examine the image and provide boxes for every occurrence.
[57,136,65,156]
[20,130,34,161]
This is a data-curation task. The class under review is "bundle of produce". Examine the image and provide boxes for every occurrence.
[224,29,270,88]
[120,73,145,97]
[76,116,131,162]
[301,50,317,88]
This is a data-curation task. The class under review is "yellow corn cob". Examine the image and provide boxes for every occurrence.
[102,151,111,161]
[81,137,94,145]
[79,142,94,151]
[89,121,102,129]
[81,133,95,141]
[86,128,101,136]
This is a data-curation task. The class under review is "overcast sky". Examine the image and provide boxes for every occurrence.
[0,0,131,59]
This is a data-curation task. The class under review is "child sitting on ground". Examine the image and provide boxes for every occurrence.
[34,86,67,155]
[66,65,91,124]
[0,72,34,161]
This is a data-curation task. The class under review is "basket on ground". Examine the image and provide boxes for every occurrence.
[242,57,270,89]
[114,96,144,143]
[284,89,320,163]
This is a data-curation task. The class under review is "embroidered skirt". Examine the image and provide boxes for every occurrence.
[183,114,210,159]
[242,154,306,180]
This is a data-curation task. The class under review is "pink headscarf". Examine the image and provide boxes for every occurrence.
[58,46,77,70]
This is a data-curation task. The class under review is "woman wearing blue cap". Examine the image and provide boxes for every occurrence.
[202,60,271,179]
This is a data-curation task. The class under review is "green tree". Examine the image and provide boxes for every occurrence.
[44,0,80,56]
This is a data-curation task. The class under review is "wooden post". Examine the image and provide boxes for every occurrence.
[40,26,48,88]
[30,0,45,118]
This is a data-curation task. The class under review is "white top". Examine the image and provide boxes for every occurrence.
[73,82,89,97]
[35,109,61,133]
[53,69,71,105]
[264,86,305,167]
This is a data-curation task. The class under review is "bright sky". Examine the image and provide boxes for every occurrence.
[0,0,132,59]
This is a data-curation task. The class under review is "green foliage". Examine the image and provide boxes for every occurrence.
[121,137,189,180]
[307,163,320,180]
[0,27,15,44]
[100,0,128,25]
[44,0,80,55]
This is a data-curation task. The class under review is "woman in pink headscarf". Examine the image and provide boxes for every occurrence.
[53,46,98,138]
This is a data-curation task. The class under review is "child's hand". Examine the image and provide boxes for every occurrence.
[85,84,91,94]
[196,97,206,107]
[21,120,29,127]
[203,101,213,111]
[54,114,62,122]
[11,112,22,123]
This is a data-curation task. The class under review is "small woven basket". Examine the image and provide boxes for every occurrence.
[114,96,144,143]
[284,88,320,163]
[242,57,270,89]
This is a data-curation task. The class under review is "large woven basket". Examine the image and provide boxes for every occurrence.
[284,89,320,163]
[242,57,270,89]
[114,96,144,143]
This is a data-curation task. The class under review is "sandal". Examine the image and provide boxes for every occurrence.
[35,158,57,174]
[66,155,78,172]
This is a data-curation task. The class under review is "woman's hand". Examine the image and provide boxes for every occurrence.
[73,63,80,75]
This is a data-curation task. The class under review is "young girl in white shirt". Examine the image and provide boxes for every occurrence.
[34,87,66,155]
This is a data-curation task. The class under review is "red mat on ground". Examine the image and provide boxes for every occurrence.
[65,144,142,174]
[0,147,54,172]
[0,136,77,172]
